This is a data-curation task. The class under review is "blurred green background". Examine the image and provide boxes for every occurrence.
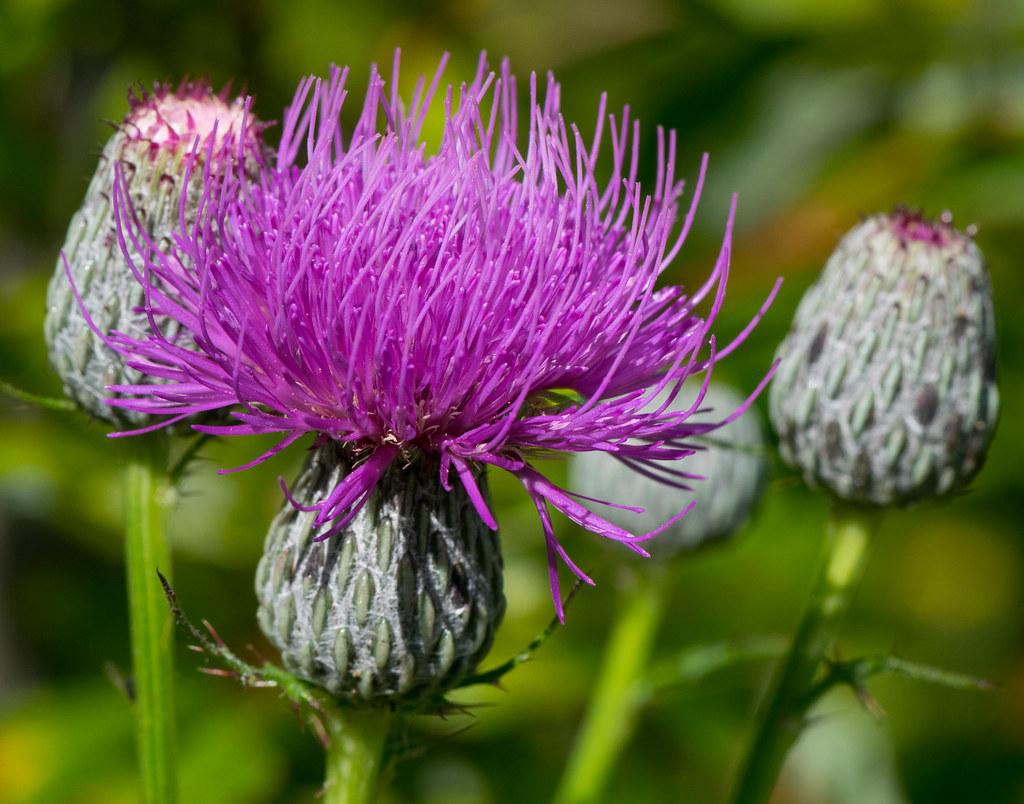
[1,0,1022,802]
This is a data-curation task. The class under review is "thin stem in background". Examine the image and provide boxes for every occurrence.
[729,501,880,804]
[323,708,392,804]
[124,435,177,803]
[0,378,77,412]
[553,568,669,804]
[637,634,788,704]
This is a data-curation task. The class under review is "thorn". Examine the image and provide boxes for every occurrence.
[187,644,206,653]
[304,693,324,712]
[438,720,479,741]
[854,684,887,720]
[203,618,227,648]
[198,667,239,679]
[446,702,478,719]
[103,661,136,702]
[156,569,177,608]
[245,643,269,663]
[309,713,330,750]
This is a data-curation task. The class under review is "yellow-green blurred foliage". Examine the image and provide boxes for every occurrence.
[1,1,1022,802]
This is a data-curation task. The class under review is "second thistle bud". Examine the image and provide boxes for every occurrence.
[770,210,999,505]
[256,444,506,705]
[44,83,264,424]
[569,383,768,556]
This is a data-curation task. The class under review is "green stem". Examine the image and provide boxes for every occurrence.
[730,502,880,804]
[638,634,788,703]
[554,568,669,804]
[0,378,77,412]
[323,708,392,804]
[124,435,177,803]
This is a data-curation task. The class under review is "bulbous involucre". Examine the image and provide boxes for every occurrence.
[569,384,768,556]
[44,85,261,424]
[256,444,506,704]
[769,211,999,505]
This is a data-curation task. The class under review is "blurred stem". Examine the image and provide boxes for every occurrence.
[637,634,788,704]
[0,378,77,412]
[323,708,392,804]
[124,435,177,804]
[730,502,880,804]
[554,567,669,804]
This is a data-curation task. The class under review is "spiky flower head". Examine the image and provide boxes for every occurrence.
[770,210,999,505]
[100,54,774,619]
[569,383,768,556]
[45,81,266,423]
[256,442,504,703]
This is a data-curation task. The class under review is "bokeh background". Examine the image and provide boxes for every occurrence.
[1,0,1022,802]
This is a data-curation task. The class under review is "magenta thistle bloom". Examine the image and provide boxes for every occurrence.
[101,54,776,619]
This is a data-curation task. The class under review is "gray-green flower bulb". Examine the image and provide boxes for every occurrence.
[256,444,506,705]
[569,383,768,556]
[44,82,265,424]
[769,210,999,505]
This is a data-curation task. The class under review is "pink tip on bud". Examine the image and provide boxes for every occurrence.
[124,81,264,160]
[887,206,968,248]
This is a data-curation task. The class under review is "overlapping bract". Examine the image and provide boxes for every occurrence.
[101,54,774,618]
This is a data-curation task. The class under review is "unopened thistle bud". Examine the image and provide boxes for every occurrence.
[256,444,506,704]
[769,210,999,505]
[44,82,264,424]
[569,384,768,556]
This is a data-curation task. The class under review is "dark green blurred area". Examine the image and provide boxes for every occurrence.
[1,0,1023,802]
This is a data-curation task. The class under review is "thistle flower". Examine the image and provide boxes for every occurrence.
[569,383,768,556]
[770,210,999,504]
[45,81,265,423]
[99,53,775,620]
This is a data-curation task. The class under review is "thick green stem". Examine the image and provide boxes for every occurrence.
[323,708,392,804]
[554,568,669,804]
[730,502,880,804]
[124,435,177,803]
